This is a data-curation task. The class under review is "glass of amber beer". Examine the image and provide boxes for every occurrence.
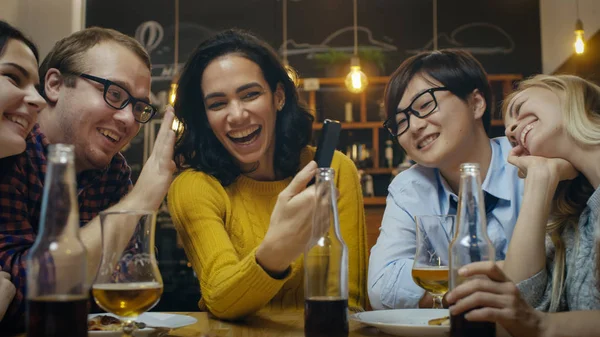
[92,210,163,336]
[411,215,454,309]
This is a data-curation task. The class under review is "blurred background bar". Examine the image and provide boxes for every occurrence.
[1,0,598,312]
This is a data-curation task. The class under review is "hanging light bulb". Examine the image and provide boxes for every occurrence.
[346,0,367,94]
[169,0,180,106]
[345,56,368,94]
[169,0,183,139]
[574,19,584,54]
[285,65,299,86]
[171,115,184,135]
[169,82,178,106]
[169,78,184,137]
[283,60,299,87]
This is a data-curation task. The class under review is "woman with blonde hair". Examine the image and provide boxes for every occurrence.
[446,74,600,337]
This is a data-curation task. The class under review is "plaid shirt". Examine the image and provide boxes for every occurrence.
[0,124,132,330]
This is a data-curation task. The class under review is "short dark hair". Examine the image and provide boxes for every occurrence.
[173,29,314,186]
[0,20,39,63]
[384,49,493,134]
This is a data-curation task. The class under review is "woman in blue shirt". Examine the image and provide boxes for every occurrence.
[368,49,524,309]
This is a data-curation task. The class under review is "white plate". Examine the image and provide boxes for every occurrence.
[88,312,197,337]
[351,309,449,337]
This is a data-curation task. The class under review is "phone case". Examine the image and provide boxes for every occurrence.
[314,119,342,168]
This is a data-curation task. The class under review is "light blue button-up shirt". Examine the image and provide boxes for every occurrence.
[368,137,524,309]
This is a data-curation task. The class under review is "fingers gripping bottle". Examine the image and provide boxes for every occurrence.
[449,163,496,337]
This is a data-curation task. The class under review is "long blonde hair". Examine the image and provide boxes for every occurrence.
[504,74,600,311]
[597,216,600,291]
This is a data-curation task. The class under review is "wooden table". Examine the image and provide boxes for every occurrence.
[167,311,510,337]
[164,311,389,337]
[13,310,447,337]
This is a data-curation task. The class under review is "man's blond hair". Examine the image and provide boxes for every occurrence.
[39,26,151,90]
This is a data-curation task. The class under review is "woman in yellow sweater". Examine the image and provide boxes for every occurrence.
[167,29,368,320]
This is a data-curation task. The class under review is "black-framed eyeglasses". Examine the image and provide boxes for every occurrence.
[77,73,157,124]
[383,87,450,137]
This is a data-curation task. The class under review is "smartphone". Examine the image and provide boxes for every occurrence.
[308,119,341,186]
[314,119,342,168]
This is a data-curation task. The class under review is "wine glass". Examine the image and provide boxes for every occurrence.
[92,210,163,336]
[411,215,455,309]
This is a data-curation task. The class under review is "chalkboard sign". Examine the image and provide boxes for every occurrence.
[86,0,541,85]
[88,0,541,164]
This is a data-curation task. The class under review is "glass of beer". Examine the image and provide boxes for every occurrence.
[411,215,455,309]
[92,210,163,336]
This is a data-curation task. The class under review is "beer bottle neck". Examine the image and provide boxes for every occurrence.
[314,168,341,235]
[38,146,79,239]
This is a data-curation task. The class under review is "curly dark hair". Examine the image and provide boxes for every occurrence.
[385,49,493,135]
[0,20,39,63]
[173,29,314,186]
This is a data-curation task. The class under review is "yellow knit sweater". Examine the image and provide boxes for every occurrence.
[167,147,368,319]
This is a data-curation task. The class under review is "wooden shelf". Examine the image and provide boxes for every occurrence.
[362,167,395,174]
[299,76,391,86]
[313,122,383,130]
[364,196,387,206]
[300,74,521,86]
[314,119,505,129]
[487,74,523,81]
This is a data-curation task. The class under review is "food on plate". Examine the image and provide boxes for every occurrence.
[88,315,122,331]
[88,314,171,335]
[427,316,450,326]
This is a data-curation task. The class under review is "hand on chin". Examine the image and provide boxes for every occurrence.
[507,155,578,182]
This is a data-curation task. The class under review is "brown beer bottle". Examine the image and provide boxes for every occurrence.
[304,168,349,337]
[449,163,496,337]
[26,144,88,337]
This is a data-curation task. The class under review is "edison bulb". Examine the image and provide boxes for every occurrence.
[345,66,368,94]
[169,82,178,106]
[171,116,184,136]
[575,30,585,54]
[284,64,299,87]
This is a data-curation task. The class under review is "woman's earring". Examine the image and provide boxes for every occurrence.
[278,102,285,111]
